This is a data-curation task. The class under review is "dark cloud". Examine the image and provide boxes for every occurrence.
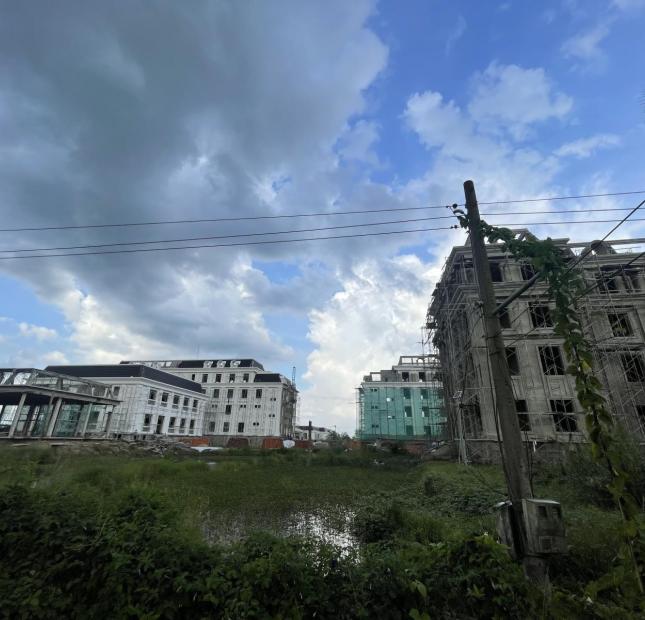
[0,0,388,365]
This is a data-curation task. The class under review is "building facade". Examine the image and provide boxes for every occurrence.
[428,232,645,463]
[120,359,297,442]
[356,355,445,442]
[46,364,208,439]
[0,368,119,439]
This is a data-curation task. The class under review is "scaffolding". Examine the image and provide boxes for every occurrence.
[427,233,645,464]
[355,353,447,446]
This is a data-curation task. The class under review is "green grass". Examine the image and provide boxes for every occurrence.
[0,443,627,553]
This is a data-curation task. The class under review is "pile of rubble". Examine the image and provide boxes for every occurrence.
[15,439,203,457]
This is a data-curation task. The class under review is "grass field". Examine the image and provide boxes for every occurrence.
[0,442,625,552]
[0,442,641,617]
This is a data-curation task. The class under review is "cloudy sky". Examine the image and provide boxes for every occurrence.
[1,0,644,432]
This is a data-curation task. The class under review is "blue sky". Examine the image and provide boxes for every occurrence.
[1,0,644,432]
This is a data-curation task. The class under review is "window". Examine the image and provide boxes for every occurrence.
[113,386,120,397]
[515,400,530,431]
[539,346,565,375]
[600,267,618,293]
[243,373,250,383]
[179,418,186,432]
[229,373,236,383]
[521,262,536,281]
[623,268,641,292]
[254,404,261,409]
[498,306,511,329]
[421,406,430,417]
[420,389,429,400]
[404,406,412,417]
[256,389,262,398]
[530,304,553,328]
[405,425,414,436]
[227,388,234,399]
[621,353,645,382]
[223,422,230,433]
[550,399,578,433]
[225,405,232,414]
[172,395,180,408]
[192,399,198,409]
[608,312,632,337]
[215,374,222,383]
[208,421,216,432]
[505,347,520,376]
[239,404,247,409]
[148,389,157,402]
[418,372,426,382]
[202,374,208,383]
[213,388,220,398]
[183,397,189,409]
[401,372,410,382]
[238,422,245,433]
[191,374,196,381]
[189,419,195,433]
[161,392,169,406]
[241,389,248,399]
[143,414,152,430]
[252,422,260,427]
[402,388,411,399]
[169,417,176,431]
[489,262,503,282]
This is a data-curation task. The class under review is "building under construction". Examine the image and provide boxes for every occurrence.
[427,231,645,464]
[356,354,446,448]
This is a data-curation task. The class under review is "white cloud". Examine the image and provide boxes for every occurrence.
[555,133,620,158]
[18,322,57,341]
[301,254,447,434]
[467,63,573,140]
[338,120,380,164]
[41,351,69,365]
[612,0,645,10]
[445,16,466,56]
[561,23,611,71]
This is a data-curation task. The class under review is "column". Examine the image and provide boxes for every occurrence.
[8,393,27,438]
[45,398,63,437]
[80,404,93,438]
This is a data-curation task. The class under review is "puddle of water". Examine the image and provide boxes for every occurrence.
[201,504,357,552]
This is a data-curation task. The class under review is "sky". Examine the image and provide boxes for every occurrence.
[1,0,644,433]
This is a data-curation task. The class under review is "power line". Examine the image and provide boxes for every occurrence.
[1,189,644,234]
[2,217,645,261]
[0,225,457,260]
[502,198,645,333]
[478,190,645,206]
[1,207,639,255]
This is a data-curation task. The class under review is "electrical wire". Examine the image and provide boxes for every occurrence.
[1,189,643,234]
[1,207,639,256]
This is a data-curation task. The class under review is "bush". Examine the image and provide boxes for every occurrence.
[0,485,543,619]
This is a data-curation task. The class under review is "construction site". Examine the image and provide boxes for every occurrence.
[355,354,447,452]
[426,230,645,464]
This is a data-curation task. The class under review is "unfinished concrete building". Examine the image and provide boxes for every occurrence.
[427,231,645,463]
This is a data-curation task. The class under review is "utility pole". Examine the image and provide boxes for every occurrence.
[464,180,550,582]
[464,179,532,503]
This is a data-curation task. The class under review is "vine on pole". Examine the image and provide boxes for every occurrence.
[451,204,643,595]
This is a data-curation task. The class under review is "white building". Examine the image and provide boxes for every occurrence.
[46,364,208,439]
[120,359,297,441]
[294,424,332,441]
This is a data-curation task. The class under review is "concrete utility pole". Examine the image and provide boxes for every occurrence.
[464,180,532,503]
[463,181,548,571]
